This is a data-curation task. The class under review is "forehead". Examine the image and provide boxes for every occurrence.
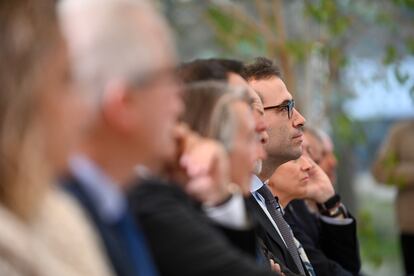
[227,73,264,114]
[248,77,292,106]
[232,101,255,133]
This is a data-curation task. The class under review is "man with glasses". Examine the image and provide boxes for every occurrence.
[243,57,360,276]
[243,58,310,276]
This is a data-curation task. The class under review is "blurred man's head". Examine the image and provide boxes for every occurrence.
[178,58,269,174]
[303,127,324,164]
[182,81,257,195]
[319,132,338,184]
[243,57,306,179]
[303,127,337,183]
[178,58,244,84]
[59,0,183,181]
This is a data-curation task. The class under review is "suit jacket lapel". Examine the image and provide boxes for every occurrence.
[62,176,136,276]
[247,196,300,273]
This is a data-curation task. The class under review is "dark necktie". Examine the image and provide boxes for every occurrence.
[257,184,306,275]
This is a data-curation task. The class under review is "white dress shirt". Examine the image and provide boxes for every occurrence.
[250,175,287,247]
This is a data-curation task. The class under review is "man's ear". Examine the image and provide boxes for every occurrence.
[101,80,137,133]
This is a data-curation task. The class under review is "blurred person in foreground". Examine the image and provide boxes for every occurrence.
[131,81,282,275]
[178,58,269,174]
[372,120,414,275]
[59,0,280,275]
[243,57,360,276]
[0,1,113,275]
[58,0,183,275]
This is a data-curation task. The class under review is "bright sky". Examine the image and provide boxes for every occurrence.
[344,57,414,120]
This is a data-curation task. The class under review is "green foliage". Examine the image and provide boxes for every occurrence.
[304,0,350,36]
[410,84,414,102]
[406,38,414,55]
[357,183,402,273]
[358,207,401,269]
[394,65,409,85]
[332,112,366,147]
[206,6,267,57]
[358,210,384,267]
[205,0,413,142]
[305,0,337,24]
[383,45,398,65]
[392,0,414,10]
[285,40,313,62]
[375,11,393,25]
[206,6,237,34]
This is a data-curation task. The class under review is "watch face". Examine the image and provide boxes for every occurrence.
[328,207,340,217]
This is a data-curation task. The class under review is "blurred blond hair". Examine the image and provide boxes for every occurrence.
[0,1,60,220]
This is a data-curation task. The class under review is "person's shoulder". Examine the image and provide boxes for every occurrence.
[0,203,31,256]
[128,178,192,213]
[33,188,114,276]
[130,178,183,198]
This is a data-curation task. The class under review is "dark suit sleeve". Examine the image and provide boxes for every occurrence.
[290,220,352,276]
[284,201,361,276]
[129,181,279,276]
[319,215,361,275]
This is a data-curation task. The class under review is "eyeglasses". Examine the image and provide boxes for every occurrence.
[263,99,295,119]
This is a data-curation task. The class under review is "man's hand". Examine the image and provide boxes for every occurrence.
[269,259,285,275]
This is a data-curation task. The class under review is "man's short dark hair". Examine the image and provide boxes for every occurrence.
[242,57,282,81]
[177,58,244,84]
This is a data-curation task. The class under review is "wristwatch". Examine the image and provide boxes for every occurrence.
[317,194,348,218]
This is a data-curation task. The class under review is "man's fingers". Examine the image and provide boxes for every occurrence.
[269,259,285,275]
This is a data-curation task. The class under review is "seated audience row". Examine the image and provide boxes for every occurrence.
[0,0,361,275]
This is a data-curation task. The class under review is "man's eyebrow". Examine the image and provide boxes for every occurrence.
[278,99,293,105]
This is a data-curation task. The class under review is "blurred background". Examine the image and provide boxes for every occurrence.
[157,0,414,275]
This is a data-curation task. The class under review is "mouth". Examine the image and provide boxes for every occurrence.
[292,133,303,143]
[292,132,303,139]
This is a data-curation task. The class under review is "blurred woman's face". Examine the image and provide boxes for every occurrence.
[228,101,257,195]
[268,155,314,204]
[37,38,91,173]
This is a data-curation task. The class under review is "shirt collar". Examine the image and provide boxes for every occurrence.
[250,174,264,192]
[69,154,127,224]
[250,175,285,212]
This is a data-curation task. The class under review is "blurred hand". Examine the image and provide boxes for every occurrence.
[269,259,285,276]
[305,158,335,204]
[168,123,232,206]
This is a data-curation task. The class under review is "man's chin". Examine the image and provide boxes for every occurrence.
[290,147,303,160]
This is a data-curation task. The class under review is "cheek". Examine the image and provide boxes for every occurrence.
[231,143,253,171]
[41,94,79,170]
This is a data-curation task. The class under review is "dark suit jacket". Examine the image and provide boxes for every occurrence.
[62,175,139,276]
[284,199,361,276]
[246,195,305,275]
[128,178,280,276]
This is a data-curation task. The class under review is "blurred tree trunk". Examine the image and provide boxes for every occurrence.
[272,0,298,106]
